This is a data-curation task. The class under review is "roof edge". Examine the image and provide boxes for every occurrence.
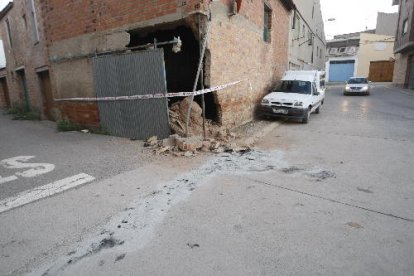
[0,2,13,21]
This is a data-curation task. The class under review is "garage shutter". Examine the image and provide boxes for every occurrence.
[329,60,355,82]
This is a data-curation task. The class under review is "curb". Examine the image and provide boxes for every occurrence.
[232,120,282,147]
[385,85,414,97]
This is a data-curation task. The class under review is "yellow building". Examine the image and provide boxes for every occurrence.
[357,33,395,80]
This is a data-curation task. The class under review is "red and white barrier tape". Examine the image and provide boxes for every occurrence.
[55,80,242,102]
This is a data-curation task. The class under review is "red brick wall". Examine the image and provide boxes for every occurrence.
[208,0,291,126]
[59,102,100,127]
[42,0,208,43]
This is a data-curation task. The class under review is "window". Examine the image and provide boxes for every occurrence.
[292,12,301,40]
[339,47,346,53]
[273,81,312,95]
[308,32,313,45]
[29,0,40,43]
[263,4,272,43]
[402,19,408,35]
[5,19,13,48]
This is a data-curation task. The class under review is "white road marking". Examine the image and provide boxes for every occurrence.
[0,156,55,178]
[0,173,95,214]
[0,175,18,184]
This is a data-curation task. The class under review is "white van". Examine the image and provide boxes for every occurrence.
[258,70,326,123]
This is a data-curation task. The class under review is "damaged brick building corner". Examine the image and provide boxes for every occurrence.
[0,0,294,139]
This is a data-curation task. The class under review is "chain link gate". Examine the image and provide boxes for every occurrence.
[93,49,170,140]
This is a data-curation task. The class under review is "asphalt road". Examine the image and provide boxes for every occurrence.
[0,116,152,201]
[1,84,414,275]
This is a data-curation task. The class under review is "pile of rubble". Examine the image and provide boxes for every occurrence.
[144,134,251,157]
[169,97,222,137]
[144,96,251,157]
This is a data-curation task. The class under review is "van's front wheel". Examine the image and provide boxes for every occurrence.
[302,108,310,124]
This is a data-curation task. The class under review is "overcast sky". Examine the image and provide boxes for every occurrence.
[0,0,10,11]
[0,0,399,40]
[320,0,398,39]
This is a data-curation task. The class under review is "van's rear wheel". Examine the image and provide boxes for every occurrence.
[302,108,310,124]
[315,106,320,114]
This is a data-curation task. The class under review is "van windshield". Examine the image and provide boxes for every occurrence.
[273,81,311,94]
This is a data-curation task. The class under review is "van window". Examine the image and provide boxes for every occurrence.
[274,81,311,95]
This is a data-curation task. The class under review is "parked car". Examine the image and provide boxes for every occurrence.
[258,71,326,124]
[344,77,371,95]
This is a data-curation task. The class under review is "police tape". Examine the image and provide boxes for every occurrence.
[55,80,242,102]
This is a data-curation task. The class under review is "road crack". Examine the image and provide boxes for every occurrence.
[249,178,414,223]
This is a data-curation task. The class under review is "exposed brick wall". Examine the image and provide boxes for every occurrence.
[42,0,208,43]
[208,0,290,127]
[0,0,51,116]
[59,102,100,127]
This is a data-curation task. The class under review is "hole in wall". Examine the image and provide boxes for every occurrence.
[128,22,219,122]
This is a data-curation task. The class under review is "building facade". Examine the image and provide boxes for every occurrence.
[326,11,398,83]
[33,0,295,130]
[325,33,361,82]
[393,0,414,89]
[357,33,395,81]
[0,1,54,119]
[288,0,326,71]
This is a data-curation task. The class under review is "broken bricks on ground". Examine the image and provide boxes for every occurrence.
[145,97,251,157]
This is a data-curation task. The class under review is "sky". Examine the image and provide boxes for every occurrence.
[320,0,399,39]
[0,0,399,40]
[0,0,10,11]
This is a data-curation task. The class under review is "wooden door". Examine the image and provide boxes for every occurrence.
[368,61,395,82]
[38,71,54,121]
[0,78,11,108]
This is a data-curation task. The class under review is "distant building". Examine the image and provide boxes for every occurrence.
[325,33,360,82]
[288,0,326,70]
[392,0,414,89]
[326,12,398,82]
[376,12,399,36]
[0,0,54,119]
[358,33,395,81]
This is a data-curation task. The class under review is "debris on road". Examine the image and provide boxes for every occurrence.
[187,243,200,249]
[115,253,126,262]
[144,132,250,157]
[347,222,363,229]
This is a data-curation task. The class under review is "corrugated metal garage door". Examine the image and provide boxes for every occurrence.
[329,60,355,82]
[93,49,170,140]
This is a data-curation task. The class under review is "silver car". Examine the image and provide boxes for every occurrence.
[344,77,370,96]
